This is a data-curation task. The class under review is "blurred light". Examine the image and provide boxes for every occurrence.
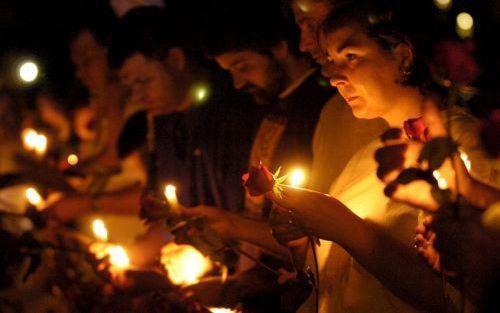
[25,187,44,210]
[34,134,47,155]
[209,308,236,313]
[433,0,452,11]
[107,245,130,269]
[92,219,108,241]
[161,243,212,286]
[195,86,208,102]
[432,170,448,190]
[22,129,39,150]
[460,152,471,172]
[296,0,310,13]
[164,184,177,200]
[456,12,474,38]
[18,61,39,83]
[67,154,79,166]
[288,168,306,187]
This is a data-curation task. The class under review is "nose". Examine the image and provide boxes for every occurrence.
[323,61,347,87]
[299,29,316,54]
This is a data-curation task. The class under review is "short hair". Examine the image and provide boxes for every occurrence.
[202,0,300,58]
[321,0,431,87]
[107,6,184,70]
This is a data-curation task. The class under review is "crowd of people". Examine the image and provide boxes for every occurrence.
[0,0,499,312]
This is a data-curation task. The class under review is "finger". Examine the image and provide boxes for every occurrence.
[181,205,205,217]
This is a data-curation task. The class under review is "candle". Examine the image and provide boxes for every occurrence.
[288,167,306,187]
[92,219,108,241]
[209,308,237,313]
[25,187,45,211]
[22,128,38,150]
[164,184,181,215]
[460,152,471,172]
[432,170,449,190]
[160,243,212,286]
[34,133,48,156]
[67,154,79,166]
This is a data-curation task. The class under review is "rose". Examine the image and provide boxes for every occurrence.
[242,161,275,196]
[403,117,430,143]
[139,192,172,222]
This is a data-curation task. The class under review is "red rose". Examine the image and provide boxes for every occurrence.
[242,161,275,196]
[139,192,171,222]
[403,117,430,143]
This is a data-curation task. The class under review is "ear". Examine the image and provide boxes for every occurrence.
[394,42,414,72]
[271,40,290,61]
[164,47,187,72]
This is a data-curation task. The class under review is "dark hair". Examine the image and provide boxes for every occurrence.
[202,0,300,58]
[321,0,431,87]
[67,1,117,47]
[108,6,184,70]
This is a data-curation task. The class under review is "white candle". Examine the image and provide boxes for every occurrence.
[164,184,181,215]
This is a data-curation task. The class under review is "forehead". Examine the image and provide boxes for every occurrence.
[119,53,153,80]
[292,0,332,24]
[322,25,373,53]
[215,50,268,70]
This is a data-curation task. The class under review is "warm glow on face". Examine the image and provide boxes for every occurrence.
[25,187,43,208]
[288,168,306,187]
[107,245,130,269]
[460,152,471,172]
[67,154,79,166]
[433,170,448,190]
[92,219,108,241]
[161,243,212,286]
[19,61,39,83]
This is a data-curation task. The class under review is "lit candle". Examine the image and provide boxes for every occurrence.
[34,134,48,156]
[25,187,45,211]
[107,245,130,269]
[432,170,449,190]
[22,128,39,150]
[92,219,108,241]
[67,154,79,166]
[160,243,212,286]
[164,184,181,215]
[209,308,237,313]
[288,168,306,187]
[460,152,471,172]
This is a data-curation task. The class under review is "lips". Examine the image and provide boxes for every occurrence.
[345,96,359,103]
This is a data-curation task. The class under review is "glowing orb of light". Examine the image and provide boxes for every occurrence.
[25,187,43,207]
[18,61,39,83]
[92,219,108,241]
[456,12,474,38]
[288,168,306,187]
[433,0,452,11]
[67,154,79,166]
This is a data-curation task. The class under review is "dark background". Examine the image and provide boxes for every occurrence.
[0,0,498,114]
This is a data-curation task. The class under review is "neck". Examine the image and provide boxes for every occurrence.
[382,86,424,128]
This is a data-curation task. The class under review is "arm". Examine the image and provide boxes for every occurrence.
[182,205,289,259]
[269,186,448,312]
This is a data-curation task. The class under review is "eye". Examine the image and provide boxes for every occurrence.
[345,53,358,62]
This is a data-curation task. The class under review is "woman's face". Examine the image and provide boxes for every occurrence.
[321,24,408,120]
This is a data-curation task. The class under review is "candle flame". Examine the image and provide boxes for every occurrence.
[22,129,38,150]
[161,243,212,286]
[209,308,237,313]
[92,219,108,241]
[34,134,47,155]
[460,152,471,172]
[288,168,306,187]
[67,154,79,166]
[25,187,43,209]
[432,170,448,190]
[107,245,130,269]
[164,184,177,200]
